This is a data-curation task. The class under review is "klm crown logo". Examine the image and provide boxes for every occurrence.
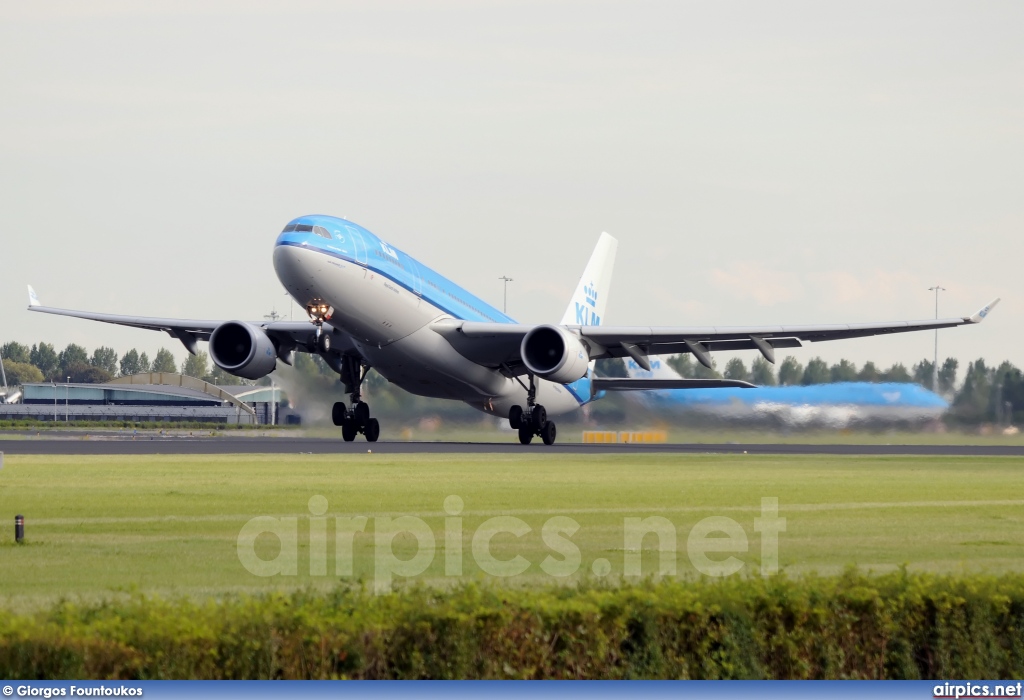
[583,282,598,308]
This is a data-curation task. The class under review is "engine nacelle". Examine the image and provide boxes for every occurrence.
[209,321,278,380]
[521,324,590,384]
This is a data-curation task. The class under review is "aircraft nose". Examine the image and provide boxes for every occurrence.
[273,239,313,287]
[274,230,314,267]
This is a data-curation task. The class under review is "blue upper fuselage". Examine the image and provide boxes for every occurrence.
[274,215,515,324]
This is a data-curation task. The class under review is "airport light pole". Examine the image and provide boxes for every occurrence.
[928,285,946,392]
[499,276,513,314]
[270,377,277,426]
[0,346,8,400]
[52,381,56,422]
[66,376,70,422]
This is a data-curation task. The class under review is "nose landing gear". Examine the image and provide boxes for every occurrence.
[306,301,380,443]
[307,300,335,352]
[508,374,557,445]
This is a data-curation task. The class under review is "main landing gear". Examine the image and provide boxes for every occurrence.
[508,374,557,446]
[333,400,380,442]
[331,355,380,442]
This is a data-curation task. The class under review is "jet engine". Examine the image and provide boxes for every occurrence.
[209,321,278,380]
[521,324,590,384]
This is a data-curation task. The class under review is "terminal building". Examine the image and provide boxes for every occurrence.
[0,373,292,425]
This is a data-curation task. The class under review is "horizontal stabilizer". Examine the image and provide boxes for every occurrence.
[593,378,755,391]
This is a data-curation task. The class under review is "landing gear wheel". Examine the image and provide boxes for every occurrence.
[541,421,557,446]
[508,405,524,429]
[354,401,371,427]
[518,424,534,445]
[318,332,332,353]
[531,405,547,432]
[365,418,380,442]
[332,402,347,427]
[341,420,358,442]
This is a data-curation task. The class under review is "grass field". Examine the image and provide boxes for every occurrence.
[0,452,1022,607]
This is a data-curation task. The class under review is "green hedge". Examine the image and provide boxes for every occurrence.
[2,571,1023,679]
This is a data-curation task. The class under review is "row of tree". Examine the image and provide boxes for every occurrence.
[0,341,250,387]
[4,340,1021,425]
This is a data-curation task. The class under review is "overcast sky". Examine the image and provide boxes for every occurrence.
[2,1,1021,375]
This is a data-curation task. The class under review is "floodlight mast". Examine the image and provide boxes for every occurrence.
[0,346,8,399]
[929,285,946,392]
[499,276,514,314]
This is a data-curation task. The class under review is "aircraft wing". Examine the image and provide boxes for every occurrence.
[432,298,1001,371]
[26,286,341,356]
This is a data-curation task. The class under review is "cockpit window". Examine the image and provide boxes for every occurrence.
[281,223,331,238]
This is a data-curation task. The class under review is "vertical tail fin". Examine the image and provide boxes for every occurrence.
[560,232,617,327]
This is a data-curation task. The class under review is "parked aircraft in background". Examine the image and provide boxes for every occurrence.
[27,215,998,444]
[620,357,948,428]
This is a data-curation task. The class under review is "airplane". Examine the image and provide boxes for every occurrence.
[27,214,1000,445]
[619,356,949,428]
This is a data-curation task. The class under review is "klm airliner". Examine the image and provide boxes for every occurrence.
[27,215,999,445]
[620,357,949,428]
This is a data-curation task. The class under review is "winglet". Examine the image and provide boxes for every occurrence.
[27,285,41,308]
[969,298,1000,323]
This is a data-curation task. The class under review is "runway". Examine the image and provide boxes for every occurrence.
[2,437,1022,457]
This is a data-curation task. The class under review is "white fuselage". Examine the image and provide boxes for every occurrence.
[272,242,583,418]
